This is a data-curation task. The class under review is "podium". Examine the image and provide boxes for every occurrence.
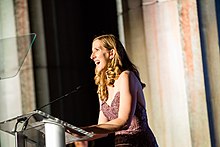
[0,33,93,146]
[0,110,93,147]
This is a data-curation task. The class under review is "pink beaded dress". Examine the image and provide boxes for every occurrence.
[101,92,158,147]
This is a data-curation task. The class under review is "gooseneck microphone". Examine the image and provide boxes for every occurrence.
[35,85,82,111]
[14,85,83,132]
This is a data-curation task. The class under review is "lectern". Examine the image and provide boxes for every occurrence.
[0,110,93,147]
[0,34,93,146]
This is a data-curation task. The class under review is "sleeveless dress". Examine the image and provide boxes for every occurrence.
[101,92,158,147]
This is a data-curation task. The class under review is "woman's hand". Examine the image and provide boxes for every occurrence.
[74,141,88,147]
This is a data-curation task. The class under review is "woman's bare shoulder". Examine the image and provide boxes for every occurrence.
[117,70,137,87]
[118,70,131,78]
[118,70,137,80]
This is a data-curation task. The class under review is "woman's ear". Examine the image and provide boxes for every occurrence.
[109,49,116,59]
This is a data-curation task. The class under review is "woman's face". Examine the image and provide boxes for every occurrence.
[90,39,110,72]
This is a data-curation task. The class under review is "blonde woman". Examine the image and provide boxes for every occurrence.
[77,34,158,147]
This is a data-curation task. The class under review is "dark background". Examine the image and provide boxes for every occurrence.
[29,0,119,146]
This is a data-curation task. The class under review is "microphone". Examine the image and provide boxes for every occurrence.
[35,85,82,111]
[18,85,83,131]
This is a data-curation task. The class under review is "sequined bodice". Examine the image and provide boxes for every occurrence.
[101,92,149,135]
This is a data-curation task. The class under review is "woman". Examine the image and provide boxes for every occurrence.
[78,34,158,147]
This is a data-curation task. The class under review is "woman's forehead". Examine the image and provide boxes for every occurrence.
[92,40,103,48]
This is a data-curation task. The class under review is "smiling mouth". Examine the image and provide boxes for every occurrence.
[95,61,100,65]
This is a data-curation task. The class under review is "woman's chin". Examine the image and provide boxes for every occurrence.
[95,67,101,72]
[95,66,104,73]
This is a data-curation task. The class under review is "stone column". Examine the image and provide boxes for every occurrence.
[177,1,211,146]
[28,0,50,113]
[118,0,212,146]
[141,0,211,146]
[14,0,36,114]
[197,0,220,146]
[0,0,22,146]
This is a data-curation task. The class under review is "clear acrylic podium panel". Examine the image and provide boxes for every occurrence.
[0,110,93,146]
[0,33,36,80]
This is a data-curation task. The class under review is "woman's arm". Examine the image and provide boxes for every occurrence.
[83,71,138,139]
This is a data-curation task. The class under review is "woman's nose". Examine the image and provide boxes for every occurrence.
[90,52,95,60]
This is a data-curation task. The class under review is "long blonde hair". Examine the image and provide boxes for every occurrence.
[93,34,145,101]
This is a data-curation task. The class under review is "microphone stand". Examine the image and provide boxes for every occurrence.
[36,85,82,111]
[20,85,82,131]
